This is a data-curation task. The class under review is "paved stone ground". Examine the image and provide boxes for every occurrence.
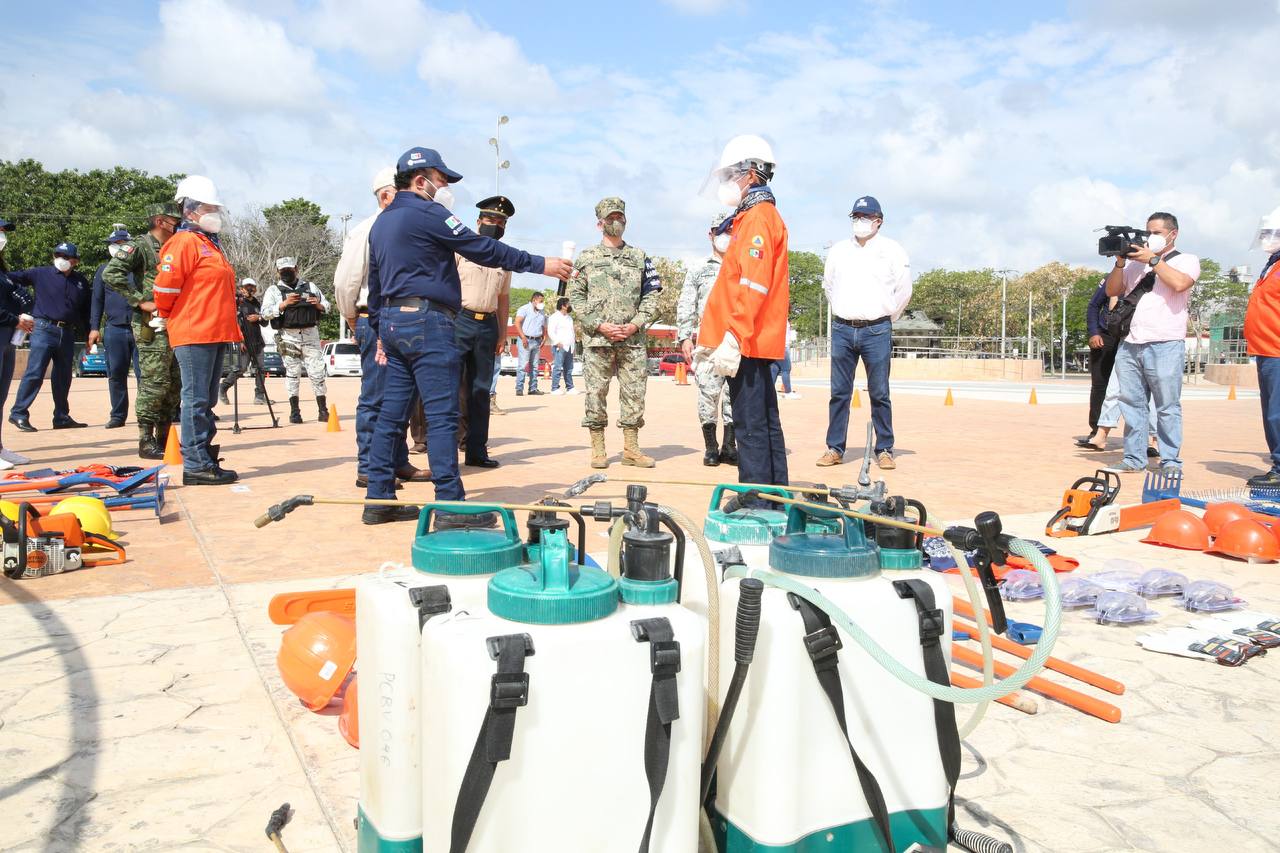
[1,372,1277,851]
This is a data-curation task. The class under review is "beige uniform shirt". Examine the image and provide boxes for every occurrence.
[456,254,511,315]
[333,211,379,319]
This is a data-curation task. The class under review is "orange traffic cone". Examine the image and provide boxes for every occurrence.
[327,404,341,432]
[1228,384,1237,401]
[675,361,688,385]
[851,388,862,408]
[1028,388,1038,405]
[944,388,954,406]
[163,424,183,465]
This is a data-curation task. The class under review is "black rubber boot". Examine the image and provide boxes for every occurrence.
[701,423,721,466]
[719,423,738,465]
[317,394,329,423]
[289,396,303,424]
[138,423,164,460]
[218,381,231,405]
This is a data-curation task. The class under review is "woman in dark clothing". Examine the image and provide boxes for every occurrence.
[0,218,35,468]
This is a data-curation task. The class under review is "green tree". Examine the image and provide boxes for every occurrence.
[264,198,329,229]
[788,251,825,339]
[0,158,179,272]
[1189,258,1247,332]
[910,268,1003,338]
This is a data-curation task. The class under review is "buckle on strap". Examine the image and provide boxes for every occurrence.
[802,625,843,671]
[408,584,452,628]
[490,672,531,709]
[648,640,682,677]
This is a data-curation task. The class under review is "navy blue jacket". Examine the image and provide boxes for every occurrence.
[1086,279,1109,338]
[91,262,135,328]
[367,191,544,329]
[0,268,34,329]
[7,265,91,326]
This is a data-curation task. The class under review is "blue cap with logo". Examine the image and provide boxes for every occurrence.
[54,241,79,258]
[106,229,131,244]
[850,196,883,218]
[0,218,14,232]
[396,147,463,183]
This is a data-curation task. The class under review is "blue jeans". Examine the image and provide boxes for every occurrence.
[729,356,788,489]
[173,343,225,473]
[0,331,14,445]
[517,335,542,392]
[1116,340,1184,470]
[825,320,893,455]
[550,347,574,391]
[103,324,139,423]
[354,315,408,478]
[10,319,77,423]
[770,348,793,393]
[367,304,462,501]
[1257,356,1280,475]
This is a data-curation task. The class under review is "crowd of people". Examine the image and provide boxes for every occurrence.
[0,150,1277,516]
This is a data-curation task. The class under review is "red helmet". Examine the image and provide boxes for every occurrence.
[1202,503,1253,537]
[1209,518,1280,563]
[276,612,356,711]
[1142,509,1210,551]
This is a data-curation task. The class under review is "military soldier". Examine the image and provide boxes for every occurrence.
[259,257,330,424]
[567,197,663,469]
[677,212,737,466]
[103,202,183,458]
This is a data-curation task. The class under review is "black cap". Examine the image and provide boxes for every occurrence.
[476,195,515,219]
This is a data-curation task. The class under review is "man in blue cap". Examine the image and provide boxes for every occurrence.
[7,241,93,431]
[361,146,573,525]
[91,229,142,428]
[818,195,911,470]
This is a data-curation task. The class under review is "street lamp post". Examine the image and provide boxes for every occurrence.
[1026,290,1033,361]
[1061,289,1069,379]
[997,268,1016,359]
[488,115,511,194]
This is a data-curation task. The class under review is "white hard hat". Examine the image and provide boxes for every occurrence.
[1253,204,1280,253]
[371,167,396,195]
[241,277,257,287]
[174,175,222,206]
[275,257,297,270]
[716,134,775,172]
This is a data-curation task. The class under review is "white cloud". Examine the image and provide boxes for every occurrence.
[415,10,556,102]
[659,0,739,13]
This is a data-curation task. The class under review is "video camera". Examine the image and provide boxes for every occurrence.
[1097,225,1149,258]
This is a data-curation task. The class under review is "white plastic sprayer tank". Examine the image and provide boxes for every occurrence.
[713,504,953,852]
[421,530,705,851]
[355,504,526,853]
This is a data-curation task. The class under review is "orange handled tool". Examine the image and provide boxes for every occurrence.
[953,617,1126,696]
[950,671,1038,715]
[952,644,1121,723]
[268,588,356,624]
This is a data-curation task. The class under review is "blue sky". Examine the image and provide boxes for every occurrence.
[2,0,1277,287]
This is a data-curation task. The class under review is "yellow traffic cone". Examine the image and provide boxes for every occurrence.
[163,424,183,466]
[944,388,954,407]
[852,389,862,408]
[1228,384,1237,401]
[1029,388,1038,405]
[327,404,341,432]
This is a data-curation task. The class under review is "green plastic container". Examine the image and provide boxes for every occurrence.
[410,503,525,576]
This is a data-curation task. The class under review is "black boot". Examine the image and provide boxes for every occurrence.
[254,390,269,405]
[719,423,738,465]
[289,396,303,424]
[138,423,164,460]
[317,394,329,423]
[701,423,721,466]
[219,381,231,405]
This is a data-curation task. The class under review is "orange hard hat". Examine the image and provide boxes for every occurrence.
[1209,518,1280,562]
[339,674,359,749]
[276,612,356,711]
[1141,509,1210,551]
[1202,502,1253,537]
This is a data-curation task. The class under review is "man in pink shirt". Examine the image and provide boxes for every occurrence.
[1103,212,1201,472]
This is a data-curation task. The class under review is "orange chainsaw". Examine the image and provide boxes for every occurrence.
[1046,469,1179,537]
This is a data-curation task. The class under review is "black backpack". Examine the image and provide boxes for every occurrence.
[1103,250,1180,340]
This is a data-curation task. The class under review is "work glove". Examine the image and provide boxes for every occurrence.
[149,316,167,333]
[710,331,741,377]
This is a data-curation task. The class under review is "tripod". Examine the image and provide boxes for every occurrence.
[230,345,280,433]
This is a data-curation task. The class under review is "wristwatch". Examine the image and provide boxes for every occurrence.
[1148,256,1160,268]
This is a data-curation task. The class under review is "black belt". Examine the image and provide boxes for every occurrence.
[385,297,457,319]
[37,317,69,328]
[834,315,889,328]
[460,310,494,321]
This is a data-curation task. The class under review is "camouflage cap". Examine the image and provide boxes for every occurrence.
[595,197,625,220]
[144,201,182,221]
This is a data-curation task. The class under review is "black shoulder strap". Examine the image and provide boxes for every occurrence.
[893,579,961,838]
[788,595,895,852]
[1129,249,1183,302]
[631,617,682,853]
[449,633,533,853]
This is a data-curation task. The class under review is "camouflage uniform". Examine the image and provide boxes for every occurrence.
[567,199,663,431]
[676,256,732,425]
[103,211,183,457]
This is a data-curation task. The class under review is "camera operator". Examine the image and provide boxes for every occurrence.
[1103,212,1200,472]
[220,278,269,405]
[260,256,330,424]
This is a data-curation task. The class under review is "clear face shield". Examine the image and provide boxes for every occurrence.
[182,198,227,235]
[1252,208,1280,254]
[699,161,751,207]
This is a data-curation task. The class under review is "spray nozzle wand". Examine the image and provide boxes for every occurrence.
[944,510,1011,635]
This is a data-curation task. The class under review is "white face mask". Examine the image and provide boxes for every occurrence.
[53,257,72,272]
[1147,233,1167,254]
[852,218,878,239]
[197,212,223,234]
[1260,236,1280,254]
[717,180,744,207]
[0,233,7,252]
[432,186,455,211]
[713,233,731,253]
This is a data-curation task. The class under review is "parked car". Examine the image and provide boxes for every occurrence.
[323,341,362,377]
[260,348,285,377]
[657,353,687,376]
[499,354,519,375]
[72,345,108,378]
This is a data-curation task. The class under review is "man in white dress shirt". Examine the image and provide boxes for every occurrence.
[818,195,911,469]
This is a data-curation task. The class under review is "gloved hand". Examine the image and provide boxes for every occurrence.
[149,315,167,332]
[710,331,740,377]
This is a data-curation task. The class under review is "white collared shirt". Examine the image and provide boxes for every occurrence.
[547,310,576,350]
[822,233,912,323]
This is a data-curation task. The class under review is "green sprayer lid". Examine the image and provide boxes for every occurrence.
[411,504,525,576]
[878,547,923,570]
[769,503,880,578]
[488,529,619,624]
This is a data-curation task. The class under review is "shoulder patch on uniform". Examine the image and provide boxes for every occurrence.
[162,254,173,262]
[122,244,135,254]
[160,264,172,272]
[444,215,461,230]
[751,235,764,247]
[748,248,762,259]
